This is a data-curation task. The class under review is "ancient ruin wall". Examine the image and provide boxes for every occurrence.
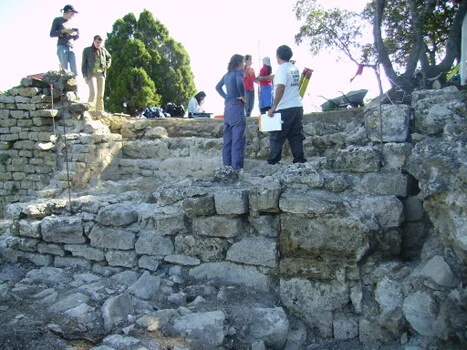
[1,74,466,346]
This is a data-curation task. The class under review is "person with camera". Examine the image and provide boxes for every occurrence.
[50,4,79,75]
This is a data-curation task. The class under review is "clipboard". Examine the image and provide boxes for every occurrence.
[259,113,282,132]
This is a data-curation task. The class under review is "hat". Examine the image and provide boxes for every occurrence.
[94,35,103,41]
[63,5,78,13]
[263,57,271,66]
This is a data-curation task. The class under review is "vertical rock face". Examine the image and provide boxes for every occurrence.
[0,74,466,349]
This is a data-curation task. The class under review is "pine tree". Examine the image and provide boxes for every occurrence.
[105,10,196,115]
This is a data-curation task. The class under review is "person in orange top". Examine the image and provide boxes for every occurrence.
[243,54,257,117]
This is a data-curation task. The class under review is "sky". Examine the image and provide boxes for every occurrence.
[0,0,389,115]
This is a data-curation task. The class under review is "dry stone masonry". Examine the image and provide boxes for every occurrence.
[0,72,466,349]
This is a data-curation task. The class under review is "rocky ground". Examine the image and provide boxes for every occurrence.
[0,254,418,350]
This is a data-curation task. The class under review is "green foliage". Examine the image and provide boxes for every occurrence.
[105,10,196,114]
[294,0,466,92]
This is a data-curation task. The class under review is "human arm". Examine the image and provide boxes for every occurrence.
[257,74,274,81]
[105,49,112,69]
[215,76,227,100]
[50,18,75,38]
[81,48,88,79]
[50,18,63,38]
[187,98,198,114]
[268,84,285,116]
[236,70,245,102]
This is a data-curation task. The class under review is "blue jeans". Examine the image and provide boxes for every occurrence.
[57,45,77,75]
[223,102,246,170]
[244,90,254,117]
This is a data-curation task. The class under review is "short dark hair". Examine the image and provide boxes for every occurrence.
[276,45,293,62]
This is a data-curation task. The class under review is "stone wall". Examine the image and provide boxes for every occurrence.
[0,73,466,348]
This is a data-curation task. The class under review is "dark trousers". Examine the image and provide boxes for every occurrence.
[267,107,306,164]
[245,90,254,117]
[223,102,246,170]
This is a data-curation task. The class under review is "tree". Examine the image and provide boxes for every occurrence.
[294,0,467,94]
[104,10,196,114]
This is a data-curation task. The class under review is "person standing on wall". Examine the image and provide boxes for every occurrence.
[81,35,112,111]
[267,45,307,165]
[50,4,79,75]
[215,54,246,170]
[257,56,274,114]
[243,54,256,117]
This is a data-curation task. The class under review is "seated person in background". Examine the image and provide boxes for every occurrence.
[187,91,207,117]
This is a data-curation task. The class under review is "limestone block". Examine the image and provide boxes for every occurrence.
[138,210,187,235]
[189,262,271,291]
[281,214,371,262]
[375,276,403,316]
[16,103,36,111]
[41,216,85,244]
[279,164,325,187]
[22,252,53,266]
[327,146,381,173]
[359,196,404,229]
[249,214,279,238]
[182,195,216,216]
[11,237,39,252]
[127,271,161,300]
[355,172,408,197]
[174,235,229,262]
[381,142,413,171]
[164,254,200,266]
[54,256,92,269]
[192,215,243,238]
[214,188,249,215]
[0,95,15,103]
[226,236,277,267]
[402,291,436,336]
[358,318,394,343]
[279,188,344,215]
[248,180,281,215]
[105,250,138,267]
[138,255,159,271]
[102,293,135,332]
[37,243,65,256]
[135,231,174,256]
[279,257,333,279]
[421,255,458,288]
[95,203,138,227]
[412,87,466,135]
[18,219,41,238]
[280,278,348,338]
[249,307,289,348]
[172,311,225,349]
[333,318,359,339]
[365,104,410,142]
[64,244,105,261]
[89,224,135,250]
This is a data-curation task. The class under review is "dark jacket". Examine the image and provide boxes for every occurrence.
[81,46,112,78]
[50,17,79,47]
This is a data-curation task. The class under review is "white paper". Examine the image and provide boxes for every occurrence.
[259,113,282,132]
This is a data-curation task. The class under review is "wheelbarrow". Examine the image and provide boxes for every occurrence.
[320,89,368,111]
